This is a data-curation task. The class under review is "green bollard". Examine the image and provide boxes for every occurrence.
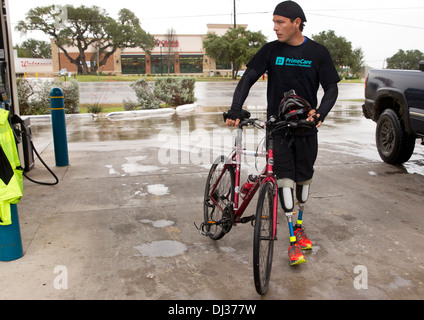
[50,88,69,166]
[0,204,23,261]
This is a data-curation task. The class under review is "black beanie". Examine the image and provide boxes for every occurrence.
[273,1,307,22]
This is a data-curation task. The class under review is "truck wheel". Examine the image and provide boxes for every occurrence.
[376,109,415,164]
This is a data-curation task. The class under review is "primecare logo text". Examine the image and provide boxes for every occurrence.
[275,56,312,67]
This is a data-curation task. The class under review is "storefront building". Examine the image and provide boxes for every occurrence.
[51,24,246,77]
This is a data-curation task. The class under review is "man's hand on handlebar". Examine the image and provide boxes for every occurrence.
[226,118,240,127]
[224,109,246,127]
[306,109,322,128]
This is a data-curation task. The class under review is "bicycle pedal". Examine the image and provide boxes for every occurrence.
[240,215,255,224]
[194,222,211,237]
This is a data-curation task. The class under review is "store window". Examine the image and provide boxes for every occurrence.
[216,59,231,70]
[121,55,146,74]
[151,54,174,74]
[180,54,203,73]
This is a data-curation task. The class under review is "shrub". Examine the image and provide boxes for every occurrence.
[86,103,103,114]
[154,77,196,107]
[344,74,360,80]
[127,77,197,110]
[129,79,161,109]
[123,98,139,111]
[16,78,80,115]
[61,79,80,113]
[16,78,34,115]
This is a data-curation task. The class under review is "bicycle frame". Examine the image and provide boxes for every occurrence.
[208,120,279,238]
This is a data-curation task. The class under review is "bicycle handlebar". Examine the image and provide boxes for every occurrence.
[223,111,316,131]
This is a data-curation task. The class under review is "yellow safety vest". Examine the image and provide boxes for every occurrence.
[0,109,23,225]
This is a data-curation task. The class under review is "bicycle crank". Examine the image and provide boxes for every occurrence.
[195,204,234,236]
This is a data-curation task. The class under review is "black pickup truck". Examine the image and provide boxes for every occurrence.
[362,61,424,164]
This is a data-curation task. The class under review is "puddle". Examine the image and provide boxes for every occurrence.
[129,185,169,197]
[106,157,163,177]
[140,219,175,228]
[134,240,187,257]
[147,184,169,195]
[125,184,170,199]
[105,165,118,175]
[122,156,162,175]
[403,158,424,175]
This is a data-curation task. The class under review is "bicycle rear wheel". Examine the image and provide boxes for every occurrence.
[203,155,235,240]
[253,181,275,295]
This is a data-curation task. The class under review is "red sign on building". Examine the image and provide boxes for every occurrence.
[155,39,179,48]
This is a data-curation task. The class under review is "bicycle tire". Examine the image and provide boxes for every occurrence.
[253,181,275,295]
[203,155,235,240]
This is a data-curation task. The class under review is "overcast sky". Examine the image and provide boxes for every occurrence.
[8,0,424,69]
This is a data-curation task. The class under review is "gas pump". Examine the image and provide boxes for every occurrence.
[0,58,8,103]
[0,37,10,110]
[0,0,16,113]
[0,0,34,171]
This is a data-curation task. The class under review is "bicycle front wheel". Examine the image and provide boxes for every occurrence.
[253,181,275,295]
[203,155,235,240]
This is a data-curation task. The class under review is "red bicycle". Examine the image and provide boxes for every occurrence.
[197,110,314,295]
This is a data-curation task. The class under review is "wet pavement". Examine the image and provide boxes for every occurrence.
[79,80,365,106]
[1,82,424,300]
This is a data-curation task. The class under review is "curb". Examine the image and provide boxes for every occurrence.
[23,103,201,123]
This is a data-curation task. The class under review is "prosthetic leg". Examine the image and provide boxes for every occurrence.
[294,180,313,249]
[277,178,296,245]
[278,178,306,265]
[278,178,314,265]
[295,180,310,227]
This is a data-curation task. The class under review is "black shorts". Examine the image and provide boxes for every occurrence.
[272,132,318,183]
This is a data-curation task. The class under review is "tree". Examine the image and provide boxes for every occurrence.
[203,26,266,79]
[14,39,51,58]
[386,49,424,70]
[312,30,355,73]
[164,28,178,74]
[16,5,154,74]
[351,48,364,75]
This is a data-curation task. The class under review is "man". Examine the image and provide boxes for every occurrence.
[226,1,340,265]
